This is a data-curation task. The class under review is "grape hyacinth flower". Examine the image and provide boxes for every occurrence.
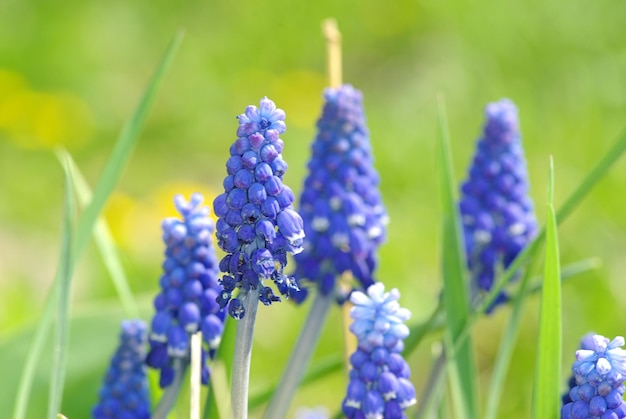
[213,97,304,320]
[294,85,387,303]
[146,194,225,388]
[561,334,626,419]
[459,99,537,310]
[562,332,597,406]
[342,283,416,418]
[93,320,150,419]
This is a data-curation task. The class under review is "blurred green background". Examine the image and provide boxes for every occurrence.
[1,0,626,417]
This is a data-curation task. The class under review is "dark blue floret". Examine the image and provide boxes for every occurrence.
[459,99,537,311]
[562,335,626,419]
[342,283,416,418]
[213,97,304,319]
[294,85,387,304]
[93,320,151,419]
[146,194,225,387]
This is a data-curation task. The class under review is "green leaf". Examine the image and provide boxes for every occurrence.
[533,157,562,419]
[436,96,478,419]
[484,256,537,419]
[11,32,183,419]
[66,153,140,319]
[47,151,75,419]
[72,30,184,262]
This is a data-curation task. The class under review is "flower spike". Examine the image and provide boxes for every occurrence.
[342,283,416,418]
[294,85,387,303]
[562,334,626,418]
[93,320,151,419]
[459,99,537,311]
[146,194,225,388]
[213,97,304,319]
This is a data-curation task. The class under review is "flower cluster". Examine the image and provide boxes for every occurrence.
[294,85,387,303]
[213,97,305,319]
[93,320,150,419]
[146,194,224,387]
[342,282,416,418]
[459,98,537,310]
[562,334,626,418]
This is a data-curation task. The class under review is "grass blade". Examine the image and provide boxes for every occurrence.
[47,150,75,419]
[533,157,562,419]
[436,95,478,419]
[12,33,183,419]
[72,30,184,261]
[67,153,140,318]
[484,256,538,419]
[12,285,55,419]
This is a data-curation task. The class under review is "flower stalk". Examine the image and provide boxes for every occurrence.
[231,289,260,419]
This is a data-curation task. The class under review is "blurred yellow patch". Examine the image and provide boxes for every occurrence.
[104,182,220,254]
[271,70,326,129]
[0,69,28,100]
[0,68,93,149]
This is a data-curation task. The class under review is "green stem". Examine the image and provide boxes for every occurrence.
[415,347,447,419]
[262,293,333,419]
[232,289,260,419]
[152,360,188,419]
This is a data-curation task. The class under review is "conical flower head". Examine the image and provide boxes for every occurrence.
[146,193,225,388]
[93,320,151,419]
[213,97,304,319]
[459,99,537,311]
[342,283,416,418]
[562,334,626,419]
[294,85,387,303]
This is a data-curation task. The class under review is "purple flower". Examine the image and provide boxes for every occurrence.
[459,99,537,311]
[146,194,224,387]
[342,283,416,418]
[93,320,151,419]
[294,85,387,304]
[562,334,626,419]
[213,97,304,319]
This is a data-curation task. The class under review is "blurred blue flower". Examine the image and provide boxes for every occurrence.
[213,97,304,319]
[563,332,597,406]
[459,99,537,311]
[294,406,330,419]
[93,320,150,419]
[342,283,416,418]
[562,334,626,419]
[146,193,224,388]
[294,85,387,303]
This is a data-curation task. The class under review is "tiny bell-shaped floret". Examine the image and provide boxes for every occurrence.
[294,85,388,304]
[213,97,305,319]
[342,283,416,418]
[459,99,537,312]
[562,334,626,419]
[93,320,151,419]
[146,194,225,388]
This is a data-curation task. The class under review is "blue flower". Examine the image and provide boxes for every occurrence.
[213,97,304,319]
[294,85,387,303]
[562,334,626,419]
[294,406,330,419]
[459,99,537,311]
[342,283,416,418]
[93,320,151,419]
[146,193,225,387]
